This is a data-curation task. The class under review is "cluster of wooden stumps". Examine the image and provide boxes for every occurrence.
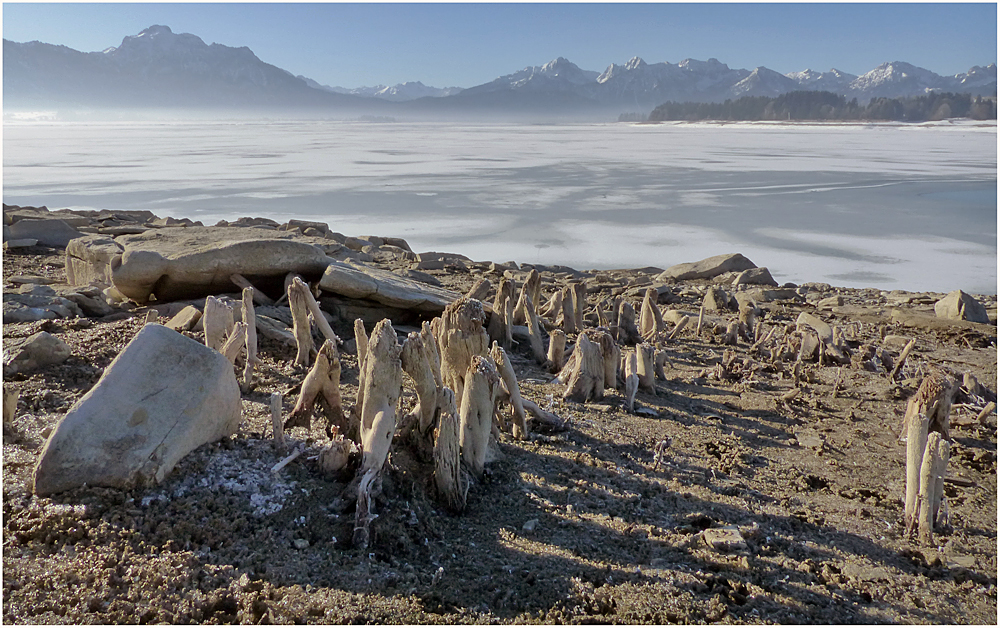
[195,271,969,549]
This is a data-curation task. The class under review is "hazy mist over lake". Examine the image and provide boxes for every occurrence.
[3,119,996,294]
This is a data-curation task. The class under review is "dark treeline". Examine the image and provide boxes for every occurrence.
[646,91,998,122]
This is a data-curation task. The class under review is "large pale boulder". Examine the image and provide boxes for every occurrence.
[935,290,990,324]
[32,324,241,496]
[319,259,461,314]
[656,253,757,282]
[3,332,72,376]
[66,235,124,288]
[105,227,335,302]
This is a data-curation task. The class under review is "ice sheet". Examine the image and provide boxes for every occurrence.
[3,120,996,293]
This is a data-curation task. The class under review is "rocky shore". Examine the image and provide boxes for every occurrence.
[3,203,997,624]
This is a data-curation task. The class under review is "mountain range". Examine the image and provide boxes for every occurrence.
[4,25,996,120]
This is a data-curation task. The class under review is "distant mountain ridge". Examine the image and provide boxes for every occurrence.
[3,25,995,119]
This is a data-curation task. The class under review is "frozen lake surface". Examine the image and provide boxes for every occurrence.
[3,119,996,293]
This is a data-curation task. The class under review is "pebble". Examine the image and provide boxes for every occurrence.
[522,518,539,532]
[293,538,310,550]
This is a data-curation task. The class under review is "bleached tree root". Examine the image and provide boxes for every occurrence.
[901,371,957,442]
[203,296,235,352]
[433,298,490,410]
[466,277,492,301]
[639,287,664,341]
[241,287,260,391]
[488,279,515,349]
[287,278,314,366]
[433,387,468,513]
[522,294,547,365]
[287,339,345,435]
[624,349,639,413]
[916,432,950,545]
[401,329,441,439]
[636,343,657,394]
[546,329,567,373]
[667,315,689,341]
[491,343,527,439]
[459,355,501,479]
[270,392,285,452]
[617,301,642,346]
[220,322,248,364]
[563,333,605,403]
[904,412,929,533]
[353,319,403,548]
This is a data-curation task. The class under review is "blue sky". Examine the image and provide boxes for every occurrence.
[3,3,996,88]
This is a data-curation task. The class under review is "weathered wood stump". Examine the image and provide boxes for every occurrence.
[353,319,403,549]
[432,298,490,410]
[433,387,467,513]
[287,339,345,435]
[563,333,605,403]
[459,355,500,479]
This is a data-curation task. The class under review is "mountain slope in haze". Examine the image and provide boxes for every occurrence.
[3,25,390,112]
[4,25,996,118]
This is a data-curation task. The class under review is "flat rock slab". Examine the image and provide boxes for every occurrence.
[3,285,84,322]
[5,218,85,248]
[319,259,460,314]
[32,324,241,496]
[107,227,336,302]
[656,253,756,282]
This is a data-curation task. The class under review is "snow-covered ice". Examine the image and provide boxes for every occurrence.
[3,119,995,293]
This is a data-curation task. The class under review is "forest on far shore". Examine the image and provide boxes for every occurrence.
[634,91,997,123]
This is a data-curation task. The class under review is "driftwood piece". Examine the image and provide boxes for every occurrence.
[354,319,403,549]
[319,437,353,475]
[624,349,639,413]
[287,278,314,366]
[230,273,275,306]
[433,298,490,410]
[465,277,492,302]
[796,311,848,364]
[563,334,605,402]
[255,315,296,346]
[696,304,705,336]
[287,340,345,434]
[203,296,235,352]
[491,343,527,439]
[617,301,642,346]
[459,355,500,478]
[668,315,689,341]
[220,322,247,364]
[241,287,259,391]
[270,392,285,451]
[294,276,340,346]
[521,397,568,431]
[546,329,567,373]
[889,338,917,381]
[636,343,656,393]
[433,387,468,513]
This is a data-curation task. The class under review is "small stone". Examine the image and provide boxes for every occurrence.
[293,539,310,550]
[522,518,539,532]
[703,526,747,551]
